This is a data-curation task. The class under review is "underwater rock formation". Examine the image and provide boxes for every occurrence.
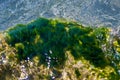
[0,18,120,80]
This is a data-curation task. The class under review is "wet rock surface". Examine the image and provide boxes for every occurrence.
[0,0,120,31]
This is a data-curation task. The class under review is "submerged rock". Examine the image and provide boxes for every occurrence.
[0,17,120,80]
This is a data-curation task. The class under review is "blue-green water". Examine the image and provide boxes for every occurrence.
[0,0,120,31]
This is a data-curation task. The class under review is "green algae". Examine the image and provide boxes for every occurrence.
[5,17,110,68]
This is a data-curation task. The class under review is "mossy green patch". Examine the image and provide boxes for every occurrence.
[5,17,110,68]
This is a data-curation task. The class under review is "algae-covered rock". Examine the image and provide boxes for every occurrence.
[0,18,120,80]
[5,18,109,68]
